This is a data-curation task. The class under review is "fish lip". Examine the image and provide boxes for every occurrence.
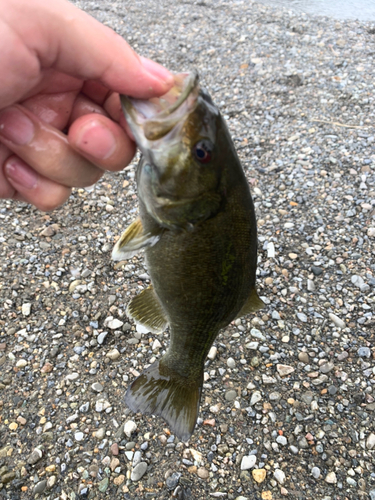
[120,71,199,143]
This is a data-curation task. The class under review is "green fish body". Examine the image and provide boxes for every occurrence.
[112,72,263,441]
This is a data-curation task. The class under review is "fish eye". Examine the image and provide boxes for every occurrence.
[193,140,213,164]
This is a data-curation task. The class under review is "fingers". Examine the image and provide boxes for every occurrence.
[22,90,79,129]
[4,155,72,211]
[68,113,136,171]
[0,104,103,187]
[2,0,173,104]
[69,94,109,125]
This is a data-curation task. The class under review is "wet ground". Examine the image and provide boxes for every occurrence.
[257,0,375,21]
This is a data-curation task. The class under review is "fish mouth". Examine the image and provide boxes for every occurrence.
[121,71,199,145]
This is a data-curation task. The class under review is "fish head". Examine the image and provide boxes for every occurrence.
[121,71,224,230]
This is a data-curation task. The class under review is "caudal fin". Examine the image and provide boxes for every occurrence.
[125,361,201,441]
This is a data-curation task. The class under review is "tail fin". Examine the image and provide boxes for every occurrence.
[125,361,201,441]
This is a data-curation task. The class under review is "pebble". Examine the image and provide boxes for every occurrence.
[252,468,267,483]
[166,472,181,490]
[124,420,137,437]
[296,312,307,323]
[320,362,334,374]
[366,433,375,450]
[98,477,109,492]
[276,364,295,376]
[240,455,257,470]
[131,462,148,481]
[273,469,286,485]
[197,467,209,479]
[28,448,43,465]
[106,348,121,360]
[21,303,31,316]
[328,313,345,329]
[75,431,84,441]
[311,467,321,479]
[358,347,371,358]
[298,352,309,363]
[95,428,106,440]
[97,331,108,345]
[325,472,337,484]
[105,318,124,330]
[250,391,262,405]
[33,480,47,494]
[208,346,217,360]
[91,382,103,392]
[311,266,323,276]
[227,357,236,368]
[225,390,237,401]
[276,435,287,446]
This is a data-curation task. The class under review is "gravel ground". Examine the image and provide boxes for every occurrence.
[1,1,375,499]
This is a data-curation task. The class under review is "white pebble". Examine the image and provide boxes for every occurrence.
[124,420,137,437]
[208,346,217,360]
[273,469,286,485]
[240,454,256,470]
[227,357,236,368]
[22,303,31,316]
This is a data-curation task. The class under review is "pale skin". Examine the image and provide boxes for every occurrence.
[0,0,173,211]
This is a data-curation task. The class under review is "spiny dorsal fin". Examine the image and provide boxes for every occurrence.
[112,217,163,261]
[236,288,265,319]
[127,285,168,334]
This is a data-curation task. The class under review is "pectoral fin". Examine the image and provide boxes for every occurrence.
[112,217,163,261]
[127,285,168,333]
[236,288,265,318]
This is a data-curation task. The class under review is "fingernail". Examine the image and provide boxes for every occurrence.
[76,121,117,159]
[5,159,38,189]
[140,57,174,84]
[0,107,34,145]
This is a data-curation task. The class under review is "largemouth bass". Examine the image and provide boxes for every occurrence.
[112,72,264,441]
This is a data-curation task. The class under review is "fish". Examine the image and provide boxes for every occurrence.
[112,71,264,441]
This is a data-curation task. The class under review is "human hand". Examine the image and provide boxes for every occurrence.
[0,0,173,211]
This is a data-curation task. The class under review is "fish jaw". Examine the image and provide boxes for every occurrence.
[120,71,200,154]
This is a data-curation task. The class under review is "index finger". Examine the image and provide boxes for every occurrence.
[1,0,173,105]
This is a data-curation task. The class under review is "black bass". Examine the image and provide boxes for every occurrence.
[112,72,263,441]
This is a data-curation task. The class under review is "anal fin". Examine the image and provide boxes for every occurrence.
[127,285,168,333]
[112,217,163,261]
[236,287,265,319]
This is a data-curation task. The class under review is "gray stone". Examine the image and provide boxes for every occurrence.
[97,332,108,345]
[250,391,262,405]
[296,312,307,322]
[227,357,236,368]
[311,467,321,479]
[225,390,237,401]
[320,362,334,373]
[358,347,371,358]
[131,462,148,482]
[277,364,295,376]
[33,480,47,494]
[273,469,286,485]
